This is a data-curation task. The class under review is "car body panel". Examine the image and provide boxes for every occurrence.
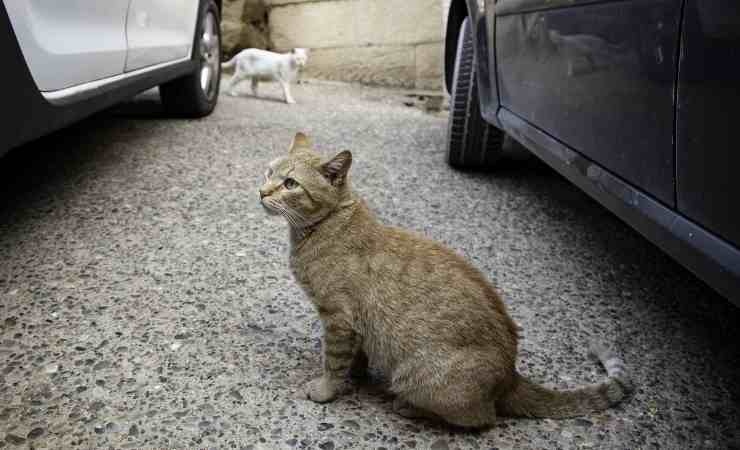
[125,0,199,71]
[499,108,740,303]
[444,0,740,303]
[0,2,197,156]
[495,0,681,206]
[676,0,740,249]
[3,0,130,91]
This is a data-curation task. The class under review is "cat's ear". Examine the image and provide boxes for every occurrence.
[321,151,352,186]
[289,132,310,153]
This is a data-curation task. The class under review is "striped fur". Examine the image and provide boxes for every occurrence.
[259,133,633,427]
[495,341,633,419]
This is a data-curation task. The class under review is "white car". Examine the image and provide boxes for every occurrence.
[0,0,221,155]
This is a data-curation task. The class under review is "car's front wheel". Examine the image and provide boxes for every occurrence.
[160,0,221,117]
[446,17,504,169]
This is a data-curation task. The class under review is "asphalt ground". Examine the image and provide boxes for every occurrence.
[1,79,738,449]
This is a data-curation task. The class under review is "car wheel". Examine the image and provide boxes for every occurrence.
[446,17,504,169]
[160,0,221,117]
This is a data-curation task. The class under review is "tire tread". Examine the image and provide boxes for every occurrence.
[446,18,503,169]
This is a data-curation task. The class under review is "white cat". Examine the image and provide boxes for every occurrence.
[221,48,309,104]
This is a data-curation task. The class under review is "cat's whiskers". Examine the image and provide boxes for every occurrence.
[288,208,309,224]
[273,202,305,229]
[268,202,313,243]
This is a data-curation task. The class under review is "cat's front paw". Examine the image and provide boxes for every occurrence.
[286,98,297,105]
[304,377,337,403]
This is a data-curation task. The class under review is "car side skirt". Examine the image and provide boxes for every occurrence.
[43,57,192,106]
[498,108,740,305]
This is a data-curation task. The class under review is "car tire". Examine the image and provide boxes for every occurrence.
[446,17,504,169]
[160,0,221,117]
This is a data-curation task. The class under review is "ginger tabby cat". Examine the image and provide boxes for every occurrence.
[258,133,632,428]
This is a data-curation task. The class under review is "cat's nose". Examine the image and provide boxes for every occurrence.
[259,189,267,200]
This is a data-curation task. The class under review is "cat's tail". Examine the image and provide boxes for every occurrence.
[496,341,632,418]
[221,55,237,70]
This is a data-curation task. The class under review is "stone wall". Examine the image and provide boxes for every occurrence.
[221,0,447,89]
[265,0,444,89]
[221,0,271,58]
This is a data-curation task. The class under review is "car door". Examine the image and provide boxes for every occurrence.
[493,0,682,207]
[124,0,199,71]
[3,0,130,91]
[676,0,740,249]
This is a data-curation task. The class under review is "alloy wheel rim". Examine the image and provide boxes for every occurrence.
[199,11,219,99]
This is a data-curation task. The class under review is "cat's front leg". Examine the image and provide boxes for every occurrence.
[305,314,359,403]
[280,80,296,104]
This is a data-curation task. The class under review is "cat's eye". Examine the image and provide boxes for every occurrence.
[283,177,299,189]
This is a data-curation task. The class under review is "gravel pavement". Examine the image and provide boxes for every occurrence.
[1,80,739,449]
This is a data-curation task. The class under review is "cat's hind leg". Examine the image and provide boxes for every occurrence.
[397,377,499,428]
[279,80,296,104]
[226,69,247,96]
[392,398,435,420]
[391,351,504,428]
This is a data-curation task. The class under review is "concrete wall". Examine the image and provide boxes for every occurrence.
[265,0,445,89]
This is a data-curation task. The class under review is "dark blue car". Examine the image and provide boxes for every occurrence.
[444,0,739,304]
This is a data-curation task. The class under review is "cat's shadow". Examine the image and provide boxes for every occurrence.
[225,92,290,105]
[108,88,291,118]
